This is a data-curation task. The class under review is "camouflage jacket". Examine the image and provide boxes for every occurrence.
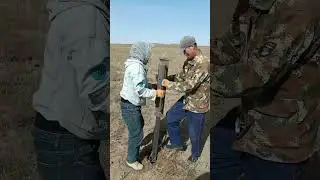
[213,0,320,163]
[167,51,210,113]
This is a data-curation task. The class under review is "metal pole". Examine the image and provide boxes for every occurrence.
[149,58,169,164]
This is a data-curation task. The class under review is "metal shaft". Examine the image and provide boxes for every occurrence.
[149,58,169,164]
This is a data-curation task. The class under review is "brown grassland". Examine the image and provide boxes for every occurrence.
[0,0,48,179]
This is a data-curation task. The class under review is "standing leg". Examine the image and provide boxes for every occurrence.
[166,98,187,149]
[120,101,144,167]
[138,114,145,160]
[186,111,205,161]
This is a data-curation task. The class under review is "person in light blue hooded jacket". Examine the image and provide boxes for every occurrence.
[120,42,165,170]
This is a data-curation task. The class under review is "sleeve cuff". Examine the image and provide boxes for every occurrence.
[167,81,174,89]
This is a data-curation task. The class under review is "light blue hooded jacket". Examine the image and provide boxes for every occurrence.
[120,42,157,106]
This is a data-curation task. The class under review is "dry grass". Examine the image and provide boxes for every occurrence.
[0,56,42,180]
[0,0,47,179]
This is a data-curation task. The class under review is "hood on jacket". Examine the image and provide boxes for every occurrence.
[129,42,153,65]
[124,58,144,69]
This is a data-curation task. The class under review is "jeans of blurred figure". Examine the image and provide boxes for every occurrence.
[210,115,306,180]
[120,98,144,163]
[33,113,106,180]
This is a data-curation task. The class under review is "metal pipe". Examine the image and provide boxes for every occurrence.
[149,58,169,164]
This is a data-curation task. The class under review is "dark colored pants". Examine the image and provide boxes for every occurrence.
[167,98,205,158]
[120,99,144,163]
[211,117,305,180]
[32,114,106,180]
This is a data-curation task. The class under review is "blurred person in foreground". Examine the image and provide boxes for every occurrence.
[120,42,165,171]
[32,0,109,179]
[211,0,320,179]
[162,36,210,162]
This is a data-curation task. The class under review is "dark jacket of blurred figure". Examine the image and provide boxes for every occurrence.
[211,0,320,179]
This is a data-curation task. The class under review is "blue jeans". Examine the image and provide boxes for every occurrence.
[32,127,106,180]
[120,99,144,163]
[211,117,305,180]
[167,98,205,158]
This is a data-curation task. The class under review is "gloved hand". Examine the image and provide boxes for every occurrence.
[156,89,165,98]
[161,79,170,88]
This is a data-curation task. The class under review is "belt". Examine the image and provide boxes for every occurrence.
[34,112,69,133]
[34,112,101,145]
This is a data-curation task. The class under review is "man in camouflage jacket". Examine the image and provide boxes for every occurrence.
[161,36,210,162]
[211,0,320,179]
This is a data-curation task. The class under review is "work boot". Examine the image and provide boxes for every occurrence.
[126,161,143,171]
[188,156,198,163]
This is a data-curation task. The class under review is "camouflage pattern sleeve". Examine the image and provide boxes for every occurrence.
[211,4,247,66]
[168,65,209,93]
[167,60,189,82]
[211,34,243,65]
[167,71,185,82]
[173,70,186,82]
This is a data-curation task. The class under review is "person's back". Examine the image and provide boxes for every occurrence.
[33,0,109,140]
[32,1,109,179]
[46,0,108,20]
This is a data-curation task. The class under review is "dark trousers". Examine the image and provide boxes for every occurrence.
[210,117,305,180]
[32,113,106,180]
[120,99,144,163]
[167,98,205,158]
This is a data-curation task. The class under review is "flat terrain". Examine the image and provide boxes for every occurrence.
[110,44,210,180]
